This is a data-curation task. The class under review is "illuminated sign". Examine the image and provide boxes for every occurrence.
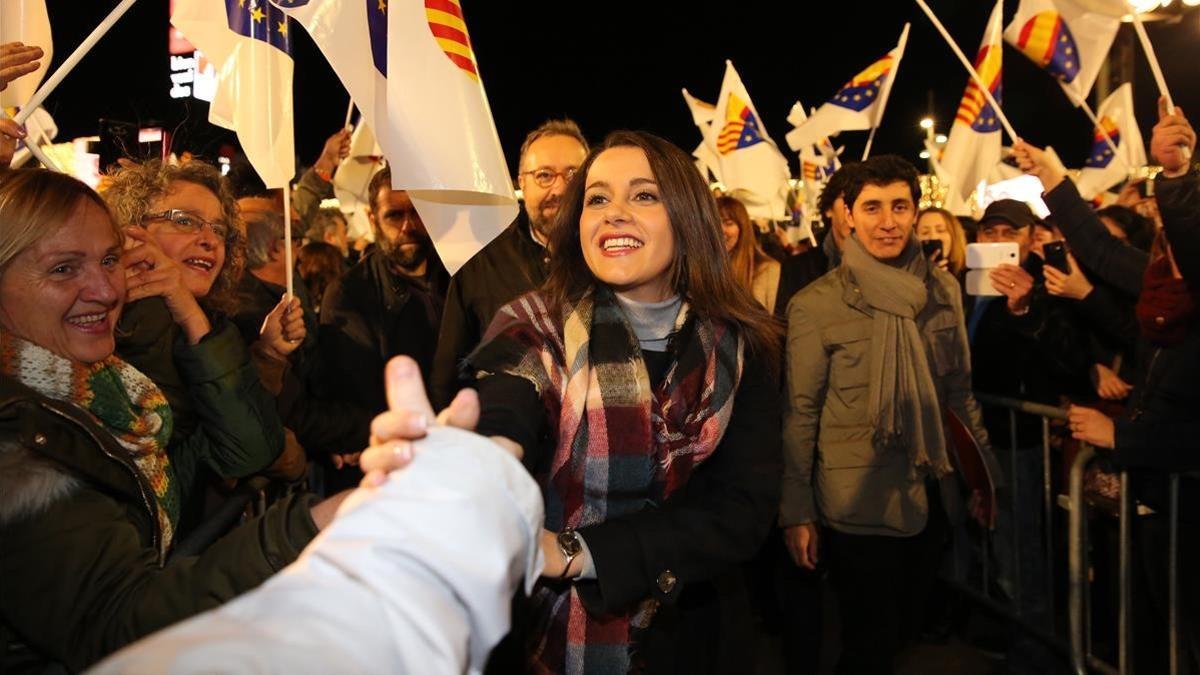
[168,1,215,102]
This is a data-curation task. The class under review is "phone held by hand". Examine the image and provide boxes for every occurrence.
[1043,241,1069,274]
[965,242,1020,297]
[921,239,944,261]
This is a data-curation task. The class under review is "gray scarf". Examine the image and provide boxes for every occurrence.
[841,234,952,478]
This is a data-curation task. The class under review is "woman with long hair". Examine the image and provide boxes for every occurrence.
[717,195,781,311]
[427,131,783,673]
[0,169,346,671]
[916,207,968,278]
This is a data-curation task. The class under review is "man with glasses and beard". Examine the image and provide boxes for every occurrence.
[430,119,588,409]
[320,167,449,424]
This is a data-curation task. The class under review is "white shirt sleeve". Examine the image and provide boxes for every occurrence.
[88,427,545,675]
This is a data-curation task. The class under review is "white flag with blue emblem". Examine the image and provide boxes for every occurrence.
[1075,83,1144,200]
[939,0,1005,205]
[172,0,296,189]
[786,24,909,151]
[704,61,790,219]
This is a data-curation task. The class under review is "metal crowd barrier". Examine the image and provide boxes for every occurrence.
[967,393,1188,675]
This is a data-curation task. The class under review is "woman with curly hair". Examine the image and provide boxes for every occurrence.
[102,160,308,526]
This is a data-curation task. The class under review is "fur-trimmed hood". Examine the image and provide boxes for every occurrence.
[0,440,79,526]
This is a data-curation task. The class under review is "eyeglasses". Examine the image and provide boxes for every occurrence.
[520,167,578,189]
[145,209,231,240]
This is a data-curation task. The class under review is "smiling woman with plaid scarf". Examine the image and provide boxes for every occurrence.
[462,131,783,675]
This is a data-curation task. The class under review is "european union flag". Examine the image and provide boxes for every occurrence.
[829,56,892,113]
[1085,121,1120,169]
[368,0,387,76]
[225,0,291,55]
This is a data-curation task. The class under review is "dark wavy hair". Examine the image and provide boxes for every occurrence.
[1096,205,1155,253]
[544,130,781,362]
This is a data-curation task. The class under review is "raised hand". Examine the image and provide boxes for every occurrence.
[1150,97,1195,178]
[121,227,211,343]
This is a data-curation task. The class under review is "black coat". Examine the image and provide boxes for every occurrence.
[475,346,782,673]
[319,250,448,417]
[230,273,372,457]
[430,213,549,409]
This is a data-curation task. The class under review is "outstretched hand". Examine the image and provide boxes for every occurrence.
[356,356,485,487]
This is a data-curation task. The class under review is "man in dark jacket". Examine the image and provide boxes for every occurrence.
[230,210,371,459]
[320,167,449,419]
[774,162,861,316]
[429,119,588,409]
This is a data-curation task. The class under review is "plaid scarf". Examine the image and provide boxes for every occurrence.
[0,332,178,554]
[469,286,744,674]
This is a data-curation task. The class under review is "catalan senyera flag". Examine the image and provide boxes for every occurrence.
[172,0,296,188]
[274,0,517,274]
[384,0,518,273]
[939,0,1004,204]
[717,93,768,155]
[704,61,791,219]
[785,23,909,151]
[0,0,53,109]
[1004,0,1120,104]
[1075,83,1145,199]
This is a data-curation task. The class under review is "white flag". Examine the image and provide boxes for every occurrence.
[1075,83,1145,199]
[333,122,385,242]
[1004,0,1120,104]
[704,61,791,220]
[939,0,1004,204]
[681,89,720,181]
[172,0,295,188]
[785,24,909,151]
[381,0,517,274]
[0,0,53,108]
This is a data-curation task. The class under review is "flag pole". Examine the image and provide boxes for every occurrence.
[862,22,910,163]
[861,127,878,161]
[283,184,294,298]
[14,0,139,127]
[913,0,1019,142]
[343,98,355,130]
[1066,88,1129,172]
[1129,10,1191,161]
[1,109,61,171]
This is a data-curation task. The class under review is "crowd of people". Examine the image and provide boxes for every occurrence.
[1,39,1198,675]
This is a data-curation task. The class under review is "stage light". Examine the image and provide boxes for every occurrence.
[919,117,934,130]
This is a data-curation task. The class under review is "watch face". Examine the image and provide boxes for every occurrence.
[557,530,582,556]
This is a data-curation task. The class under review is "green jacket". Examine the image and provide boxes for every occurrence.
[0,329,318,672]
[780,265,997,536]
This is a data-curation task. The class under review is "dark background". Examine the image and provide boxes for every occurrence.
[36,0,1200,176]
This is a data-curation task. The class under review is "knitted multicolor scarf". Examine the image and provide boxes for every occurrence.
[0,332,178,553]
[469,286,744,675]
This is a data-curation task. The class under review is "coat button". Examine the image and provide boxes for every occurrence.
[32,433,47,447]
[657,570,677,594]
[1155,316,1166,325]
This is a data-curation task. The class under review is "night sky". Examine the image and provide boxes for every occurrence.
[36,0,1200,177]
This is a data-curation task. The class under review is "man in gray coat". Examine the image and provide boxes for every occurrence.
[779,155,996,675]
